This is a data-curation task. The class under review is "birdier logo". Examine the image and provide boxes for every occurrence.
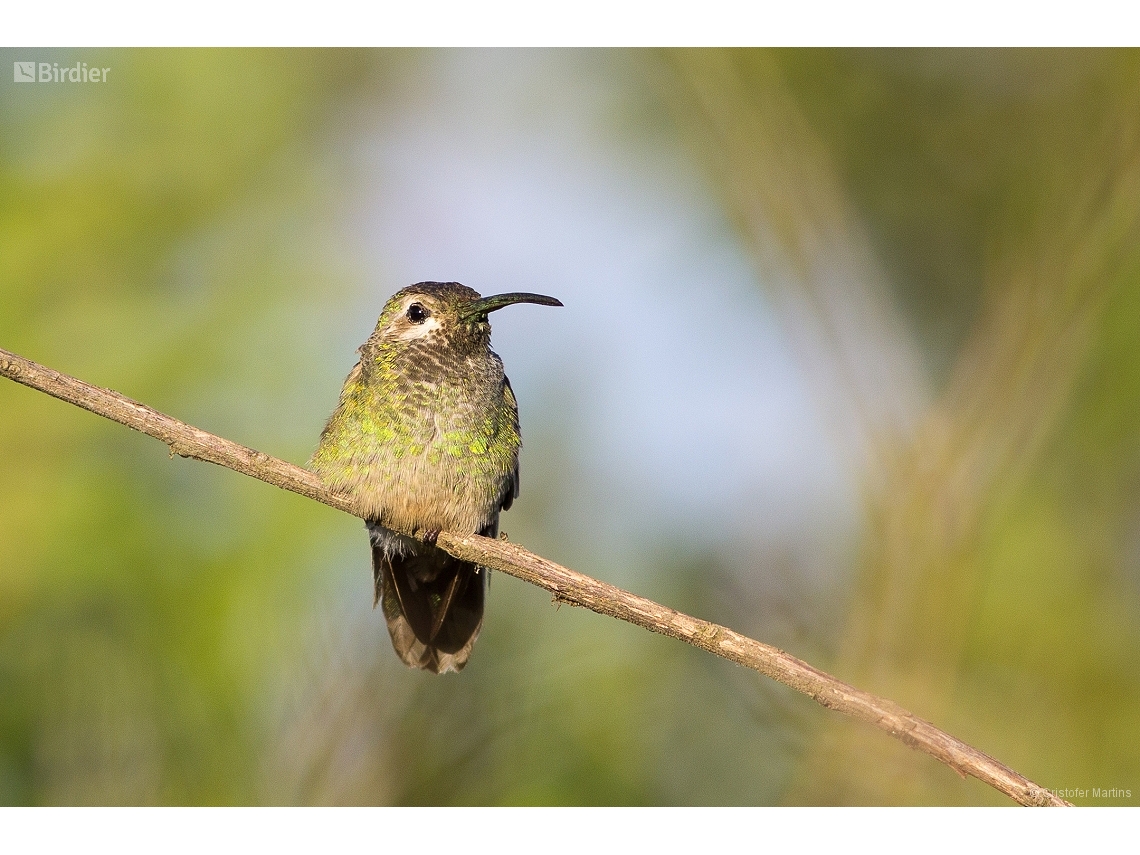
[13,61,110,83]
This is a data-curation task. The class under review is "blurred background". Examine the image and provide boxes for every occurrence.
[1,48,1138,806]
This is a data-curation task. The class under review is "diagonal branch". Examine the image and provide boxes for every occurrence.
[0,345,1069,807]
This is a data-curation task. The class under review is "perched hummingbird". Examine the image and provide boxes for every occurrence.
[310,282,562,673]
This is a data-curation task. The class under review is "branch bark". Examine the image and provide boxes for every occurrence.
[0,345,1069,806]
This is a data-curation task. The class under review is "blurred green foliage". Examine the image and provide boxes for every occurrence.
[1,48,1138,805]
[0,48,383,803]
[759,48,1140,804]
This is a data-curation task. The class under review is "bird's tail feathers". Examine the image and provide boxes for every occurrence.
[368,523,484,674]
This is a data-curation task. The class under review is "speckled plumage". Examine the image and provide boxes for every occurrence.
[309,282,561,673]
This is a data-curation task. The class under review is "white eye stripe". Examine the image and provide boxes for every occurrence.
[396,315,440,340]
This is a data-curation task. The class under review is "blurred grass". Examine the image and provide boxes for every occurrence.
[2,48,1139,805]
[0,48,383,803]
[666,48,1140,805]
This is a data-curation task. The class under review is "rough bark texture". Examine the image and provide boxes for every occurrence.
[0,345,1070,806]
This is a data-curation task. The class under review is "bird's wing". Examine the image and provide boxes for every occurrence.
[496,375,521,514]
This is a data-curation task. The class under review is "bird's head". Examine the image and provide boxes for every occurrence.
[366,281,563,359]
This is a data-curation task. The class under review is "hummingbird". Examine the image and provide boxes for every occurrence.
[309,282,562,673]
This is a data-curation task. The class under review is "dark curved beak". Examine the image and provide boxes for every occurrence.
[459,292,563,322]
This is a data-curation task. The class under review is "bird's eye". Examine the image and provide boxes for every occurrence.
[406,303,429,324]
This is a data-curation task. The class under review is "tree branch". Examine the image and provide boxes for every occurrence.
[0,346,1069,806]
